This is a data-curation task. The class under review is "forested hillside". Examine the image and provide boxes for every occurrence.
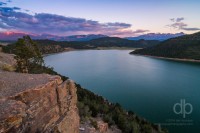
[131,32,200,60]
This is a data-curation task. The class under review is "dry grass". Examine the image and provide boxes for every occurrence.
[0,64,16,72]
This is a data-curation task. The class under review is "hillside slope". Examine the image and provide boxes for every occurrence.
[131,32,200,60]
[87,37,159,48]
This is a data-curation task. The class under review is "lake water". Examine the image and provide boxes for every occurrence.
[44,50,200,133]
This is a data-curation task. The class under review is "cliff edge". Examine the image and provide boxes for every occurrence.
[0,71,79,133]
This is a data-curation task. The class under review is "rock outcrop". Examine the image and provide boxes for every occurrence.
[97,121,108,133]
[0,71,79,133]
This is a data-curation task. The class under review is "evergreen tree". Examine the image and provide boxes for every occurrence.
[14,36,44,73]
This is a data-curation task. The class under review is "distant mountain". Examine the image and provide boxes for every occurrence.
[0,32,107,41]
[126,32,185,41]
[131,32,200,60]
[0,32,31,41]
[60,34,108,41]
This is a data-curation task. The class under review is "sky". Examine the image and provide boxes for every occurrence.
[0,0,200,37]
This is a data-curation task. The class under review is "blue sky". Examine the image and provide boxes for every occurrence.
[0,0,200,37]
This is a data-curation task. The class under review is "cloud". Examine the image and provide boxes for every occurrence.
[181,27,200,31]
[0,2,7,6]
[132,29,149,34]
[0,6,149,37]
[168,17,200,31]
[170,18,175,22]
[102,29,149,37]
[169,22,187,29]
[176,17,184,22]
[0,7,21,12]
[170,17,184,22]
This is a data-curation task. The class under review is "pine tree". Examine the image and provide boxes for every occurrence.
[14,36,44,73]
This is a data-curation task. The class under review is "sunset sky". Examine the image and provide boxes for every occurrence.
[0,0,200,37]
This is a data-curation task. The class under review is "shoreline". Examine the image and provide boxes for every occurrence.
[136,54,200,63]
[93,47,139,50]
[44,48,200,63]
[43,47,138,57]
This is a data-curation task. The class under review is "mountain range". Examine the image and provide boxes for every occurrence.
[0,32,107,41]
[0,32,185,41]
[126,32,185,41]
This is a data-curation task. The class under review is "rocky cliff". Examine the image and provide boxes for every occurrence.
[0,71,79,133]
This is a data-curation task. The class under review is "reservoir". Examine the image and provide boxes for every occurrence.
[44,50,200,133]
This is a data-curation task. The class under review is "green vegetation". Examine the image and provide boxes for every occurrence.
[36,42,64,54]
[76,84,167,133]
[2,40,64,55]
[14,36,44,73]
[131,32,200,60]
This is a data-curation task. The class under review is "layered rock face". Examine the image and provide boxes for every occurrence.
[0,71,79,133]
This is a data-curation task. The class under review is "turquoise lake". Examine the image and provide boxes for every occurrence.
[44,50,200,133]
